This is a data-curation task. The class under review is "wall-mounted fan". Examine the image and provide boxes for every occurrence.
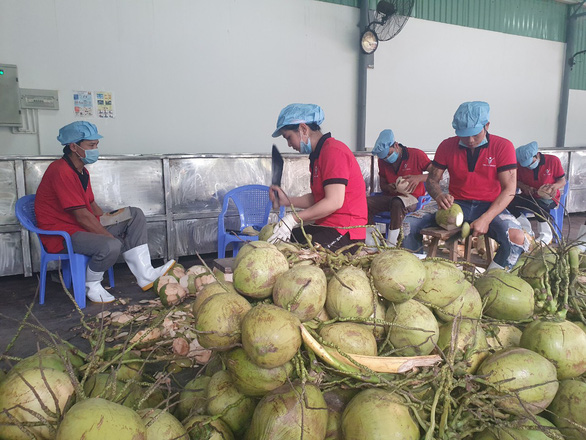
[360,0,414,54]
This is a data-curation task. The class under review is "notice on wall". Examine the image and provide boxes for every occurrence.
[73,91,94,117]
[96,91,115,119]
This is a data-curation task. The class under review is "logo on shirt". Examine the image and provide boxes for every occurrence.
[483,156,496,167]
[403,163,409,170]
[545,168,551,176]
[313,165,319,178]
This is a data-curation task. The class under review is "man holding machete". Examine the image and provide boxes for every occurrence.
[268,103,368,252]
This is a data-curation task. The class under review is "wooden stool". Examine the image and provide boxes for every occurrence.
[213,257,235,274]
[420,227,494,267]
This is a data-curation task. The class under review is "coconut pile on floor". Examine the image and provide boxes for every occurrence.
[1,237,586,440]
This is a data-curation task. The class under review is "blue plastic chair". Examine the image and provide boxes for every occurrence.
[550,180,570,241]
[217,185,285,258]
[372,193,432,239]
[15,194,114,309]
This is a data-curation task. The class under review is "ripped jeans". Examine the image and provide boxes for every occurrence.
[402,200,526,268]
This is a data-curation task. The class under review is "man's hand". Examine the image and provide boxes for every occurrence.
[435,193,454,210]
[268,213,298,243]
[470,215,491,237]
[269,185,289,207]
[538,184,556,198]
[518,182,535,196]
[401,175,423,194]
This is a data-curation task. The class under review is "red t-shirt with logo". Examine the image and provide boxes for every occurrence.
[310,134,367,239]
[378,146,431,199]
[35,158,98,253]
[432,134,517,202]
[517,153,565,204]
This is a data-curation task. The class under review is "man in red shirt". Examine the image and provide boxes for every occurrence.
[269,103,367,252]
[35,121,175,303]
[507,141,567,245]
[367,129,431,246]
[403,101,526,270]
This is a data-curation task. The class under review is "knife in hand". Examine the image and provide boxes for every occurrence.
[271,144,284,210]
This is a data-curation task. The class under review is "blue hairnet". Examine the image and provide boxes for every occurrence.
[452,101,490,137]
[272,103,325,138]
[372,129,395,159]
[516,141,539,167]
[57,121,103,145]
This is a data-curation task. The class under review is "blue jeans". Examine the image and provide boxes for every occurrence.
[402,200,526,268]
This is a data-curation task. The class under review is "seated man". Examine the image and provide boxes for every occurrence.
[507,141,567,245]
[35,121,175,303]
[367,129,431,246]
[403,101,526,270]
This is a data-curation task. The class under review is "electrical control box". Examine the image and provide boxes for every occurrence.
[0,64,21,127]
[20,88,59,110]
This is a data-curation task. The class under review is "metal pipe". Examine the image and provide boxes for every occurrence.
[357,0,370,151]
[557,9,576,148]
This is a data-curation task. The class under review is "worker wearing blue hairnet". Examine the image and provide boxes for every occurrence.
[35,121,176,303]
[402,101,527,270]
[367,129,432,246]
[506,141,567,245]
[269,103,368,252]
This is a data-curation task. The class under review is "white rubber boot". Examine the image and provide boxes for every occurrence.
[576,224,586,253]
[86,267,115,303]
[486,260,504,271]
[386,229,400,247]
[536,222,553,246]
[123,244,176,291]
[516,214,533,235]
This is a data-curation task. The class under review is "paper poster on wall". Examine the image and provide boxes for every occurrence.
[73,91,94,117]
[96,91,115,119]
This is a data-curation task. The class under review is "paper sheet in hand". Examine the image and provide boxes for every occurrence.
[100,207,132,226]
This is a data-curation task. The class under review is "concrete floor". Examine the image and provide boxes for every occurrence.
[1,213,585,367]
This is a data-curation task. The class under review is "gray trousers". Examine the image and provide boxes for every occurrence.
[70,207,148,272]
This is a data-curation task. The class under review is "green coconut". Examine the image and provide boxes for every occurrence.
[415,260,468,308]
[474,416,560,440]
[548,379,586,439]
[169,263,187,281]
[341,388,419,440]
[56,398,146,440]
[103,350,143,382]
[138,408,189,439]
[474,269,535,320]
[194,292,252,350]
[461,221,471,239]
[153,275,178,292]
[325,265,374,319]
[273,265,328,322]
[319,322,378,356]
[233,246,289,299]
[0,367,76,440]
[192,281,238,316]
[83,373,143,408]
[436,204,464,230]
[179,274,199,294]
[575,321,586,333]
[243,382,327,440]
[370,250,426,303]
[434,283,483,322]
[206,370,256,436]
[8,346,82,377]
[520,319,586,379]
[241,304,302,369]
[234,240,276,267]
[323,388,359,440]
[175,375,210,421]
[385,299,439,356]
[223,347,294,397]
[437,318,489,374]
[477,347,559,416]
[485,324,523,349]
[367,296,388,340]
[158,282,188,306]
[258,223,275,241]
[184,414,234,440]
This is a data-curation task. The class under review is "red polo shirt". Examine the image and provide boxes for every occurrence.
[517,153,565,204]
[433,134,517,202]
[35,158,98,253]
[378,145,431,199]
[309,134,367,239]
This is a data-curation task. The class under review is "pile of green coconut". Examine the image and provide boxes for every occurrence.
[1,232,586,439]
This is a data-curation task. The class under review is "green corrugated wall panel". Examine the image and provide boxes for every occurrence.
[319,0,567,41]
[570,18,586,90]
[413,0,567,42]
